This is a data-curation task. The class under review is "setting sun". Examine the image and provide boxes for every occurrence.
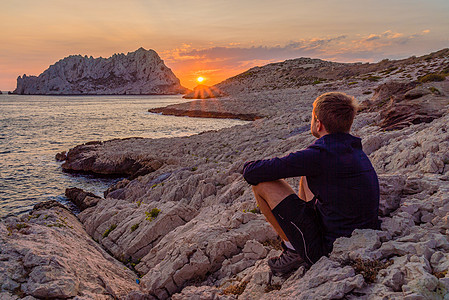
[197,76,205,83]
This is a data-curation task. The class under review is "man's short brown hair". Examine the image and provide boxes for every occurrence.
[313,92,358,133]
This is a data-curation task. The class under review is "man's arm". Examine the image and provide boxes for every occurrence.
[243,147,321,185]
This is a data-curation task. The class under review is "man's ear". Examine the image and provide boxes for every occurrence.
[317,119,327,133]
[316,119,323,131]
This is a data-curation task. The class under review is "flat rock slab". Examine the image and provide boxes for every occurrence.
[0,201,140,299]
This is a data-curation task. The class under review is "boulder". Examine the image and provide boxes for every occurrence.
[55,151,67,161]
[65,187,101,211]
[378,174,407,216]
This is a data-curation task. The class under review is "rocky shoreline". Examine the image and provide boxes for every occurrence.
[149,104,261,121]
[2,51,449,299]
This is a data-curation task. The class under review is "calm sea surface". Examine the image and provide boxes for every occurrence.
[0,94,246,218]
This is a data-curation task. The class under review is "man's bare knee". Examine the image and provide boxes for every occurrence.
[252,180,295,210]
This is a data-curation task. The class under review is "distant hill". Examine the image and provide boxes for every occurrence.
[13,48,188,95]
[215,49,449,94]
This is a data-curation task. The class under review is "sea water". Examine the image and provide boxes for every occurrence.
[0,94,246,218]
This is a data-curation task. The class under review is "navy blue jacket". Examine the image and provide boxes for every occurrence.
[243,133,379,248]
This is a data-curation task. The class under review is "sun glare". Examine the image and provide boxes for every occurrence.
[197,76,204,83]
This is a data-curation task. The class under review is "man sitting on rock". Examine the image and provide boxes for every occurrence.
[243,92,379,275]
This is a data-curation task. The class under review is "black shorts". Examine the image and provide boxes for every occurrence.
[272,194,329,265]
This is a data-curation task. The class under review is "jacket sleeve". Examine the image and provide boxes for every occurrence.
[242,147,321,185]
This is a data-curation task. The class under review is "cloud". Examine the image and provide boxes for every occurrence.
[359,30,430,48]
[163,30,433,88]
[166,30,431,72]
[407,29,431,40]
[163,35,347,68]
[364,31,403,42]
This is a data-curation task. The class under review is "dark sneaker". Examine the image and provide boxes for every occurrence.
[268,243,309,275]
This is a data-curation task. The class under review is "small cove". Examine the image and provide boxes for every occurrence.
[0,94,247,218]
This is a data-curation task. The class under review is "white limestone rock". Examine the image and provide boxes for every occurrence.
[330,229,390,261]
[136,205,276,298]
[14,48,187,95]
[430,251,449,273]
[389,255,448,298]
[0,201,140,299]
[172,286,236,300]
[79,199,198,261]
[378,174,406,216]
[262,256,365,299]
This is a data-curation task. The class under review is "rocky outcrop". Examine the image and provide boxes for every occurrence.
[147,49,448,122]
[214,48,449,95]
[363,80,449,131]
[13,48,188,95]
[61,138,163,179]
[0,201,140,299]
[65,187,101,211]
[149,104,261,121]
[55,151,67,161]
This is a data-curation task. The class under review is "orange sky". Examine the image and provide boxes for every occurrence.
[1,0,448,91]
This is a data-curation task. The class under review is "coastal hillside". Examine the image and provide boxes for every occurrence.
[1,49,449,299]
[150,49,449,121]
[13,48,188,95]
[215,48,449,94]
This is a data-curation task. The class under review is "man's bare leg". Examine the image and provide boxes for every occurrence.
[252,179,296,242]
[253,178,316,273]
[299,176,315,202]
[252,177,315,242]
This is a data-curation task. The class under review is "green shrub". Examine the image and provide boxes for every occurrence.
[381,67,398,74]
[429,86,440,94]
[365,76,382,82]
[418,73,446,83]
[222,281,248,295]
[244,208,260,214]
[16,223,29,230]
[47,223,65,228]
[265,283,282,293]
[145,208,161,222]
[103,224,117,238]
[151,183,165,189]
[131,223,139,232]
[342,258,392,283]
[312,78,327,85]
[434,270,448,279]
[262,238,282,250]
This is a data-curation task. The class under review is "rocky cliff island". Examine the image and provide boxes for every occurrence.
[2,49,449,299]
[13,48,188,95]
